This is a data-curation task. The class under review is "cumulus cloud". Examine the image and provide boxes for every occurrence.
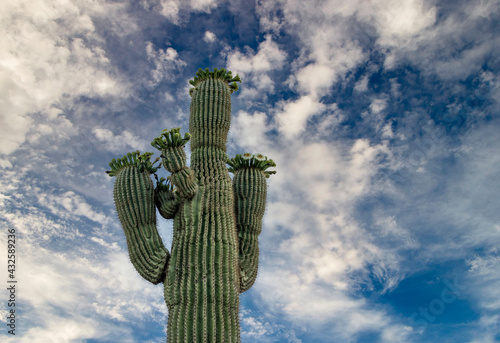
[203,30,217,43]
[145,42,186,86]
[293,41,364,97]
[275,95,326,139]
[255,0,283,34]
[370,0,437,47]
[145,0,219,24]
[227,35,287,96]
[0,174,167,342]
[256,0,498,89]
[248,128,406,340]
[354,75,369,93]
[256,0,366,97]
[227,35,287,75]
[93,127,150,153]
[379,0,500,78]
[370,98,387,115]
[0,237,166,342]
[228,110,271,152]
[0,0,133,155]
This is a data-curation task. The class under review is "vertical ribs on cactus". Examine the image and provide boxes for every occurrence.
[106,151,169,284]
[106,68,275,342]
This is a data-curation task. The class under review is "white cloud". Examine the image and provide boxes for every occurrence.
[304,0,436,48]
[91,236,121,251]
[0,177,167,342]
[255,0,283,34]
[361,96,390,136]
[203,30,217,43]
[370,98,387,115]
[93,127,149,153]
[255,1,367,97]
[187,0,218,11]
[354,75,369,93]
[400,118,500,263]
[254,264,411,341]
[0,235,166,342]
[2,316,101,343]
[293,38,364,97]
[145,42,186,86]
[0,0,134,155]
[0,1,496,342]
[467,253,500,310]
[275,95,326,139]
[380,1,500,78]
[295,63,336,97]
[228,35,286,75]
[240,308,303,342]
[37,190,109,225]
[371,0,437,47]
[228,110,271,152]
[249,130,407,340]
[226,35,287,96]
[256,0,497,88]
[463,251,500,342]
[149,0,219,24]
[156,0,180,22]
[433,40,497,81]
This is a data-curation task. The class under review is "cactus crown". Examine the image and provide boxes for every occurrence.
[106,151,160,176]
[151,128,192,150]
[189,67,241,96]
[227,153,277,178]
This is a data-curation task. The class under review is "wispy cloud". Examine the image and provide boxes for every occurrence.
[0,173,167,342]
[227,35,287,98]
[0,0,136,155]
[1,1,499,342]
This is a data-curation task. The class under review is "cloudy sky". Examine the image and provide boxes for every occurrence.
[1,0,499,342]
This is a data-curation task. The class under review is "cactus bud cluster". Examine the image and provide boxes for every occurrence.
[227,153,277,178]
[151,128,191,150]
[106,151,160,176]
[154,174,175,192]
[189,67,241,95]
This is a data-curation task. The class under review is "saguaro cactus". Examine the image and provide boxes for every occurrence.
[106,68,276,342]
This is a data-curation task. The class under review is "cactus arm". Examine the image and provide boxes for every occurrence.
[106,152,170,284]
[228,154,276,292]
[151,128,198,200]
[154,175,181,219]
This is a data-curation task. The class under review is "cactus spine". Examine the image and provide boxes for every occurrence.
[107,68,275,342]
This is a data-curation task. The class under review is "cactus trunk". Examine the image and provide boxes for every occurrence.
[164,77,240,342]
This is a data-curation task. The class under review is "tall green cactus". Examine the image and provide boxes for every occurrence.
[106,68,276,342]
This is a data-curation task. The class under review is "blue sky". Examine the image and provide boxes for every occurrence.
[1,0,499,342]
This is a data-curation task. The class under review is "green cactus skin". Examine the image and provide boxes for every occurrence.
[107,152,170,284]
[107,68,275,342]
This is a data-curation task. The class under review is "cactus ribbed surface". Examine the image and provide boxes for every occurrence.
[107,68,276,342]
